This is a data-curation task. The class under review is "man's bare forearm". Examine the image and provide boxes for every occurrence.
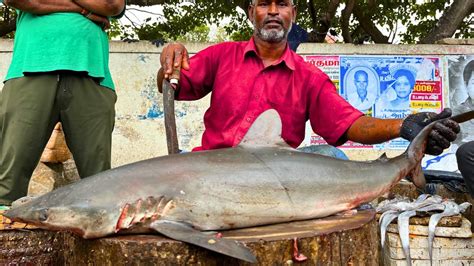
[5,0,82,14]
[72,0,125,17]
[345,116,403,144]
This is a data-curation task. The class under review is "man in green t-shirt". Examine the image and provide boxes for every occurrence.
[0,0,125,206]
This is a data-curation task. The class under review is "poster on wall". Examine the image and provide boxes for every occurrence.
[302,56,349,146]
[302,55,445,150]
[447,55,474,145]
[422,55,474,171]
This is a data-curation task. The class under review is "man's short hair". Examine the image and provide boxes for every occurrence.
[252,0,294,4]
[354,70,368,80]
[463,60,474,86]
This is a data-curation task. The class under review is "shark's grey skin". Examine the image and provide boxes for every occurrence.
[4,109,439,262]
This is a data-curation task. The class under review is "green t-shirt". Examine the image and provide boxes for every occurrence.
[5,12,115,89]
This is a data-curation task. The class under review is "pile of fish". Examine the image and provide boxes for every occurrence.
[377,194,471,265]
[3,109,473,263]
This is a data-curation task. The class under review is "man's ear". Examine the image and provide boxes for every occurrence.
[248,4,255,23]
[292,5,297,23]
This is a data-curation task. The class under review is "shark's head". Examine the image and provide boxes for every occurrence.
[4,192,117,238]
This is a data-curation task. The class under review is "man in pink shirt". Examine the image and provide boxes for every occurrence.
[157,0,459,156]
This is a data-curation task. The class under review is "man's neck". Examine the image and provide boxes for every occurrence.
[253,36,287,68]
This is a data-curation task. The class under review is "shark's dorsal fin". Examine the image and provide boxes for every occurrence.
[239,109,290,148]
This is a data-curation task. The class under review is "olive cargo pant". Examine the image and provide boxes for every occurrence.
[0,73,116,205]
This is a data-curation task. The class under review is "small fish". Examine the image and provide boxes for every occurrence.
[427,201,471,265]
[380,210,400,248]
[397,210,417,266]
[377,195,470,266]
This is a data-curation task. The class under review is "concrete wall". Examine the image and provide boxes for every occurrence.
[1,40,473,169]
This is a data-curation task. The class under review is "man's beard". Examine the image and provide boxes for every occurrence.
[357,89,367,100]
[253,19,291,43]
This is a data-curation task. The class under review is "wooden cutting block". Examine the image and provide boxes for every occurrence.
[1,210,379,265]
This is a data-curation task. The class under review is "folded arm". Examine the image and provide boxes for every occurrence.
[72,0,125,17]
[4,0,82,14]
[5,0,116,29]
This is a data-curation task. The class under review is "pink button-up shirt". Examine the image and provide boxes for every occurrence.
[178,38,363,151]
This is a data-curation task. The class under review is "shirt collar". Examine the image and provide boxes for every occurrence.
[244,37,296,71]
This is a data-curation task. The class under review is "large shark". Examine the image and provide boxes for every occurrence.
[4,109,472,263]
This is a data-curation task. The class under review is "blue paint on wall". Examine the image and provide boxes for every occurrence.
[147,103,164,119]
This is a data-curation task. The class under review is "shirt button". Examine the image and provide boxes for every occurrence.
[246,117,252,122]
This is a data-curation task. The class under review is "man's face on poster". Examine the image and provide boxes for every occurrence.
[354,73,368,99]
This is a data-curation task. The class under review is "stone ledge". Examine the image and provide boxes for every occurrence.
[436,38,474,45]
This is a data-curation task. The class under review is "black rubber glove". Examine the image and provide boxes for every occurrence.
[400,108,460,155]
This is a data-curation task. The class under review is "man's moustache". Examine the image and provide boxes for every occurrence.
[263,19,283,25]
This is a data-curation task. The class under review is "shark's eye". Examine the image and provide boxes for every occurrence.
[38,208,49,221]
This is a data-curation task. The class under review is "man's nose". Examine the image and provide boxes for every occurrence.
[268,2,279,14]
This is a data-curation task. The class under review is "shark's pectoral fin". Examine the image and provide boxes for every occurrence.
[149,220,257,263]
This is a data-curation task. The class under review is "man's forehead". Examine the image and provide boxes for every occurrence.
[254,0,293,4]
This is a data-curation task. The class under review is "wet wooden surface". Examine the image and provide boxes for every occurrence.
[0,230,65,265]
[0,210,379,265]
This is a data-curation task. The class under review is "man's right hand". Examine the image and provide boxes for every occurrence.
[157,43,190,93]
[400,108,460,155]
